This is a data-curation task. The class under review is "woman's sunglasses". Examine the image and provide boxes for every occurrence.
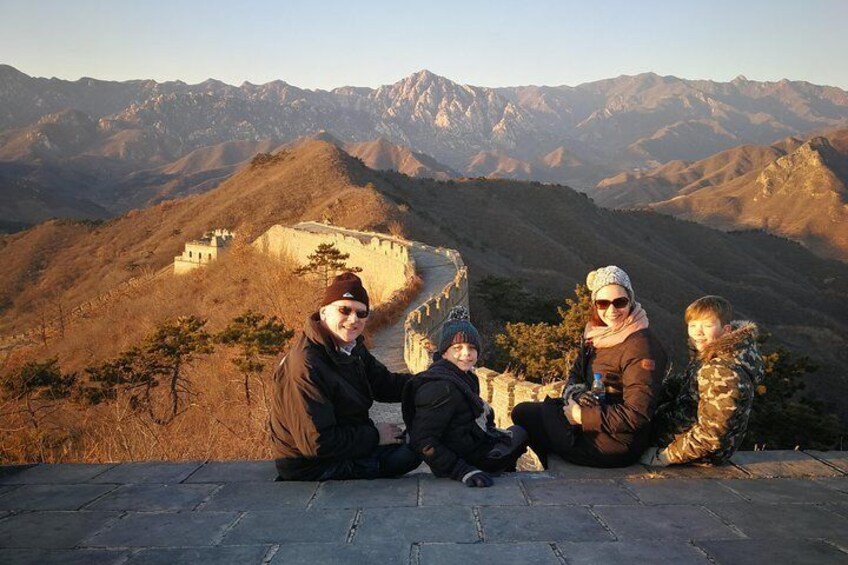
[595,297,630,310]
[337,305,369,319]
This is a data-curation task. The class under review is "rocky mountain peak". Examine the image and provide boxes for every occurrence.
[756,136,841,197]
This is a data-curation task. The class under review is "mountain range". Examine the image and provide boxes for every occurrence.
[596,128,848,261]
[3,64,848,228]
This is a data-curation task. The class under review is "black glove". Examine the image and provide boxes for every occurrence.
[462,470,494,488]
[574,391,600,408]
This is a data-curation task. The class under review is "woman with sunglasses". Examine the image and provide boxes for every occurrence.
[270,272,421,481]
[511,265,667,468]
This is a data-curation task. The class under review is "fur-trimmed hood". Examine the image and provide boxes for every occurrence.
[695,320,758,363]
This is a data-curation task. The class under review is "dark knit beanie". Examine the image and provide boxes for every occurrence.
[322,272,370,312]
[438,306,481,354]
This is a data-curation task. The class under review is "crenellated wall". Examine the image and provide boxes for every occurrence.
[252,223,413,305]
[403,246,469,374]
[400,242,563,429]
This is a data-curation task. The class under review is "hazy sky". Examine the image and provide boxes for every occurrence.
[2,0,846,90]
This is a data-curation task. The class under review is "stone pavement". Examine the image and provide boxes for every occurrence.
[1,452,847,564]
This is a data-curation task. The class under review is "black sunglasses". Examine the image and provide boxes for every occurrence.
[595,297,630,310]
[337,305,369,319]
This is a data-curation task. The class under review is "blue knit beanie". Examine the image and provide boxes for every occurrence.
[438,306,481,354]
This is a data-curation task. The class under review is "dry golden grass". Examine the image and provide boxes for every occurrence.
[1,238,423,464]
[0,246,317,464]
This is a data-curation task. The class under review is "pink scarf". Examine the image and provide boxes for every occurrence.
[584,302,649,349]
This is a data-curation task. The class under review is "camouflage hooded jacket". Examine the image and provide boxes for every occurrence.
[653,321,764,465]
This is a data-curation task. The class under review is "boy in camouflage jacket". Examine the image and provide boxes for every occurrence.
[641,296,764,466]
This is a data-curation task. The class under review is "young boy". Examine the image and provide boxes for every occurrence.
[641,295,764,466]
[402,306,528,487]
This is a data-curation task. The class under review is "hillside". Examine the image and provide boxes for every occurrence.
[3,139,848,419]
[0,140,396,336]
[595,129,848,261]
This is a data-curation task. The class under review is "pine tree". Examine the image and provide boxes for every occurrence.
[294,243,361,287]
[86,316,213,424]
[1,358,76,431]
[743,336,844,450]
[493,285,592,383]
[217,311,294,405]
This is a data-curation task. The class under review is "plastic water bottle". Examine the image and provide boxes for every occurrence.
[591,372,606,403]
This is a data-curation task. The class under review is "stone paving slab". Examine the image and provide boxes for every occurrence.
[707,502,848,540]
[418,476,527,506]
[201,481,318,511]
[643,462,748,479]
[0,485,18,496]
[623,479,745,505]
[355,506,478,544]
[311,477,418,508]
[0,548,128,565]
[479,505,613,542]
[419,542,561,564]
[829,504,848,519]
[183,460,278,483]
[0,483,117,511]
[729,451,843,478]
[697,538,848,565]
[817,477,848,494]
[546,459,649,479]
[0,511,119,548]
[221,509,355,545]
[0,465,34,480]
[592,505,742,540]
[125,544,271,564]
[523,479,638,506]
[271,542,409,564]
[88,462,203,484]
[720,478,848,504]
[558,540,712,564]
[83,511,239,548]
[84,483,219,511]
[0,463,115,484]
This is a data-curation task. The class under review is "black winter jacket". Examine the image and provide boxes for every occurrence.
[402,359,501,479]
[561,328,667,467]
[270,313,409,480]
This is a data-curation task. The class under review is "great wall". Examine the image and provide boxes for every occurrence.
[3,222,848,563]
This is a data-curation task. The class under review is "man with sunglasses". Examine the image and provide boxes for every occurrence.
[270,272,421,481]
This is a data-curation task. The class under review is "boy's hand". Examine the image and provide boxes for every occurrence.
[639,447,670,467]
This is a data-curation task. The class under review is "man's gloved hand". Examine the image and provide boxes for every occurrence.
[461,469,494,488]
[574,391,600,408]
[639,446,671,467]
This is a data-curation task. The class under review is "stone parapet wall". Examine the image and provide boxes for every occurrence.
[0,265,171,350]
[403,246,469,373]
[399,244,564,427]
[252,223,413,305]
[479,369,566,429]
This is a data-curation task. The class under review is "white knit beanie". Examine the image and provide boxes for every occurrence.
[586,265,634,302]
